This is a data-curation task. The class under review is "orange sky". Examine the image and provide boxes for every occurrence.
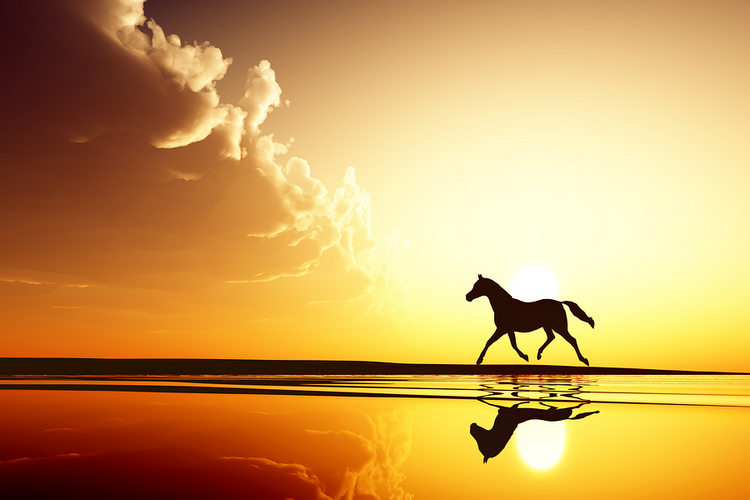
[2,0,749,370]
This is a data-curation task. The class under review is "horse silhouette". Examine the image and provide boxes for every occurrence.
[466,274,595,365]
[470,401,599,463]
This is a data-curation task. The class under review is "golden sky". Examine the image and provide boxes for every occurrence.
[2,0,749,370]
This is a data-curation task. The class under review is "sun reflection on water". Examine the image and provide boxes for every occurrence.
[515,419,566,470]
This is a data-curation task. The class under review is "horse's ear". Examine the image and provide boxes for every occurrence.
[478,274,483,279]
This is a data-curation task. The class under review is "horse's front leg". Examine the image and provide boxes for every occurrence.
[507,332,529,362]
[476,329,504,365]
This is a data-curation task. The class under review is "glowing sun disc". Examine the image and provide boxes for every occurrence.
[515,420,566,470]
[509,265,559,301]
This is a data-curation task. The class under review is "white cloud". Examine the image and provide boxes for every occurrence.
[0,0,405,330]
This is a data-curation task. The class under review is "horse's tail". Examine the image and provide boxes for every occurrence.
[570,410,599,420]
[562,301,595,329]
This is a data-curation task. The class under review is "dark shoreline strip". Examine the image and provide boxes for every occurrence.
[0,358,743,376]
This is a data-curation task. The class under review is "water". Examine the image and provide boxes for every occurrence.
[1,374,748,499]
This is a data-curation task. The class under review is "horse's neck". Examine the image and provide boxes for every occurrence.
[486,283,512,310]
[489,419,518,445]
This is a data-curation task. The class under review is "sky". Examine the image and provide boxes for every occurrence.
[2,0,749,370]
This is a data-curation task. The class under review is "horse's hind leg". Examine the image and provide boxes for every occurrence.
[537,327,555,360]
[556,328,589,366]
[507,332,529,362]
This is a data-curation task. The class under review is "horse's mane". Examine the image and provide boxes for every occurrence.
[483,277,512,300]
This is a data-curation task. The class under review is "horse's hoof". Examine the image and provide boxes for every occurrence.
[536,353,542,360]
[582,358,589,366]
[476,358,483,365]
[522,354,529,362]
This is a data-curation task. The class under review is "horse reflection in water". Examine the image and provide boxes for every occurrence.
[470,401,599,463]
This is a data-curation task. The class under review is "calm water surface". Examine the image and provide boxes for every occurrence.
[0,374,748,499]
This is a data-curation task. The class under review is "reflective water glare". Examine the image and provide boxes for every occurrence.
[0,375,749,499]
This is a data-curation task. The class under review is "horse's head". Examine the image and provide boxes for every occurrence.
[470,421,508,463]
[466,274,489,302]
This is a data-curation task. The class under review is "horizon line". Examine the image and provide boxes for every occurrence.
[0,358,745,376]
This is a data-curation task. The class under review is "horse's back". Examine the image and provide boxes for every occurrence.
[515,298,560,308]
[502,298,564,332]
[508,407,572,422]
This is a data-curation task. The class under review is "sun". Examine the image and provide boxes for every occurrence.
[515,419,566,470]
[509,265,560,301]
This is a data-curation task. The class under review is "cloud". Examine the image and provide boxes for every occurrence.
[357,411,415,500]
[0,449,334,500]
[0,406,414,500]
[0,0,406,337]
[1,0,239,155]
[241,60,283,137]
